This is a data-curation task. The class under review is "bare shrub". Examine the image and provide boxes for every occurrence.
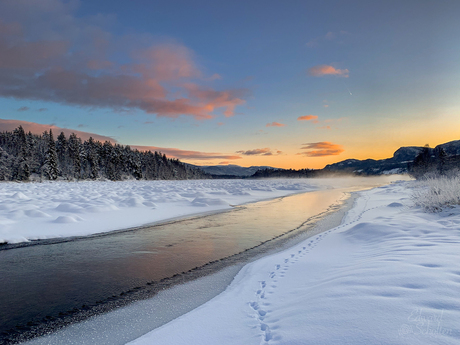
[412,173,460,212]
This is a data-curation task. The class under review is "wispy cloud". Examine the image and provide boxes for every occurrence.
[306,31,350,47]
[298,142,344,157]
[297,115,319,124]
[208,73,222,81]
[0,1,248,120]
[38,108,48,112]
[307,65,349,78]
[0,119,116,142]
[236,148,282,156]
[17,106,29,112]
[266,122,286,127]
[132,145,242,161]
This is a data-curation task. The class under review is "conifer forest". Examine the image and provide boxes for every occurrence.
[0,126,208,181]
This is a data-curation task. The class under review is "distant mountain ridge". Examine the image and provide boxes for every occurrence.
[324,140,460,175]
[189,139,460,178]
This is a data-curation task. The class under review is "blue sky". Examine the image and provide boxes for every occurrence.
[0,0,459,168]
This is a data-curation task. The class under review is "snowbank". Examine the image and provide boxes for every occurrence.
[127,181,460,345]
[0,179,318,244]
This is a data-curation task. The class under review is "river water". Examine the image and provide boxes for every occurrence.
[0,177,407,343]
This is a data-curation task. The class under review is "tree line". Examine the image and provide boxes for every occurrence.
[408,145,460,179]
[250,167,346,179]
[0,126,209,181]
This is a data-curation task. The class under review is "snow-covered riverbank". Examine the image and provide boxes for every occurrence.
[126,180,460,345]
[0,179,318,244]
[0,177,399,244]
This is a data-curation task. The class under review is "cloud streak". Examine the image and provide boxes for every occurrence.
[236,148,282,156]
[297,115,319,124]
[298,142,344,157]
[0,1,247,120]
[0,119,117,143]
[131,145,242,161]
[266,122,286,127]
[307,65,349,77]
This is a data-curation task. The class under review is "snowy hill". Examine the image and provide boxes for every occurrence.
[324,139,460,175]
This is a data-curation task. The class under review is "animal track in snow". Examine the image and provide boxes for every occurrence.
[248,231,331,343]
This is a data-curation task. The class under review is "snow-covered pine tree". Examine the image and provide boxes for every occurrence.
[84,137,99,179]
[11,126,30,181]
[43,129,58,180]
[0,147,13,180]
[56,132,68,177]
[0,126,210,181]
[26,131,40,175]
[68,133,81,179]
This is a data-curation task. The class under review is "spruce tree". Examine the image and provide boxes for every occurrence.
[43,129,58,180]
[56,132,68,176]
[68,133,81,179]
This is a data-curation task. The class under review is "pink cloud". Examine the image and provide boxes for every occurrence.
[298,141,344,157]
[266,122,286,127]
[132,44,201,81]
[0,3,247,120]
[131,145,242,161]
[307,65,349,77]
[184,83,247,118]
[0,119,117,143]
[297,115,319,124]
[236,148,282,156]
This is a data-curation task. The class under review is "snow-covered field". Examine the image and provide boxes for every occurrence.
[125,180,460,345]
[0,179,320,244]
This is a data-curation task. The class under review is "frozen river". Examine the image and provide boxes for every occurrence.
[0,177,406,343]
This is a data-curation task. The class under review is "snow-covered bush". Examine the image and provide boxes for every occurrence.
[412,172,460,212]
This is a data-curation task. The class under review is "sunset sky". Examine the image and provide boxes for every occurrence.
[0,0,459,169]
